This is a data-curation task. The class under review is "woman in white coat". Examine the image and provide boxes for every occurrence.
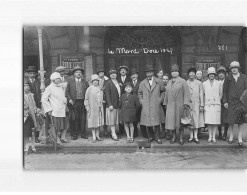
[84,74,104,143]
[42,72,68,145]
[203,67,223,143]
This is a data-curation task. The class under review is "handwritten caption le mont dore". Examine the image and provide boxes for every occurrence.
[107,48,173,55]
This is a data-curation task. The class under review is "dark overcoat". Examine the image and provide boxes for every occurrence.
[105,79,121,109]
[119,93,140,122]
[222,73,247,124]
[27,78,41,108]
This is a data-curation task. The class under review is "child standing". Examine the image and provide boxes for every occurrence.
[119,82,140,143]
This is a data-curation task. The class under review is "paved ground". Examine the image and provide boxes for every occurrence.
[24,147,247,170]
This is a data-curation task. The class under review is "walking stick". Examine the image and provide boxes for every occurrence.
[47,115,57,151]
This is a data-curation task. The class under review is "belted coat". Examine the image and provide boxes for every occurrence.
[138,77,165,126]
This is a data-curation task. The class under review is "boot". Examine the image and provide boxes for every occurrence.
[170,130,176,144]
[179,129,184,145]
[35,131,40,143]
[155,126,162,144]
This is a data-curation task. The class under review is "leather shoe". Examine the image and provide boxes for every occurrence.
[73,135,78,140]
[238,141,243,147]
[111,136,119,141]
[228,140,233,144]
[170,138,176,144]
[179,140,184,145]
[194,138,200,144]
[188,138,193,143]
[81,135,88,139]
[156,139,162,144]
[96,137,103,141]
[60,139,70,143]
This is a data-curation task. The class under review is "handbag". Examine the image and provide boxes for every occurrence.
[181,107,194,127]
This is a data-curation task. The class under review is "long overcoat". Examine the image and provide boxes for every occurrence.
[163,76,190,130]
[222,73,247,124]
[138,77,165,126]
[187,79,204,128]
[84,85,104,128]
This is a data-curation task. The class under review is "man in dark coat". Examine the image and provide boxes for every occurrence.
[26,66,42,143]
[138,64,165,144]
[66,65,89,140]
[97,67,109,138]
[222,61,247,146]
[130,68,141,138]
[117,65,131,136]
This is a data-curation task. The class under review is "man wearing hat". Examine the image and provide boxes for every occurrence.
[97,67,109,138]
[117,65,131,136]
[66,65,89,140]
[138,64,165,144]
[130,68,141,138]
[217,66,228,141]
[222,61,247,146]
[25,66,42,143]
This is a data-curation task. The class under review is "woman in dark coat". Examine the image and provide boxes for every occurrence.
[119,82,140,142]
[105,68,121,141]
[222,61,247,146]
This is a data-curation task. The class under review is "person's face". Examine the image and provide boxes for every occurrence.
[53,78,61,84]
[29,72,36,78]
[189,72,196,80]
[171,71,179,78]
[120,68,127,76]
[24,84,30,92]
[218,72,225,80]
[131,73,138,81]
[125,86,132,93]
[208,74,215,80]
[98,72,104,78]
[59,70,65,76]
[231,67,239,74]
[162,75,169,85]
[74,70,82,78]
[92,80,99,86]
[196,71,202,80]
[110,73,117,79]
[157,70,163,79]
[146,71,154,79]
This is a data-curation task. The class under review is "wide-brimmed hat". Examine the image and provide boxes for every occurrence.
[50,72,62,80]
[229,61,240,69]
[118,65,129,72]
[130,68,138,75]
[26,66,38,73]
[91,74,100,81]
[109,68,117,75]
[144,64,155,72]
[187,67,197,75]
[96,67,105,74]
[207,67,216,75]
[171,64,179,72]
[217,66,226,74]
[55,65,67,72]
[72,65,84,74]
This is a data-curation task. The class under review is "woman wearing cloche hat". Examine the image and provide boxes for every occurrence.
[222,61,247,146]
[203,67,223,143]
[84,74,104,143]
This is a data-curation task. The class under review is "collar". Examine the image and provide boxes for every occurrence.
[75,77,81,82]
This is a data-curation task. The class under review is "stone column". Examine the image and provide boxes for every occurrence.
[78,26,90,53]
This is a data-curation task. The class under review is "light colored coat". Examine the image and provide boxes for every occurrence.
[42,83,67,117]
[203,79,222,125]
[138,77,165,126]
[24,92,38,127]
[163,76,190,130]
[187,79,204,128]
[84,85,104,128]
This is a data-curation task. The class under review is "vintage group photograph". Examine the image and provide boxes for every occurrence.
[23,26,247,170]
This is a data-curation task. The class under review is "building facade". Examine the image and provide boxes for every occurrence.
[24,26,247,81]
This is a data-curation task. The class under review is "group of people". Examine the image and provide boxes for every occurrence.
[23,60,247,155]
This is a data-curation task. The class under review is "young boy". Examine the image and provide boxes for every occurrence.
[119,82,140,142]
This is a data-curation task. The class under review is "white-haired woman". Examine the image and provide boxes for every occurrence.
[84,74,104,143]
[42,72,68,145]
[203,67,223,143]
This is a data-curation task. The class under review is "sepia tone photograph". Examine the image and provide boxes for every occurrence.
[23,26,247,170]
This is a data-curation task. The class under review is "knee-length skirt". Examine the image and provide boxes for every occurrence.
[204,105,221,125]
[106,108,119,125]
[53,116,67,131]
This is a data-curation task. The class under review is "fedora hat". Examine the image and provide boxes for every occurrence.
[229,61,240,69]
[118,65,129,72]
[96,66,105,74]
[26,66,38,73]
[130,68,138,75]
[55,65,66,72]
[72,65,84,74]
[144,64,155,72]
